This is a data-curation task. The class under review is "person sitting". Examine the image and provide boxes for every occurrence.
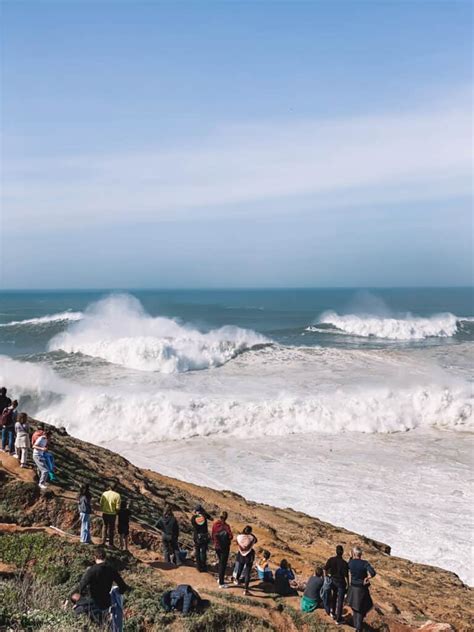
[100,483,121,547]
[347,546,376,632]
[156,505,182,566]
[118,499,131,551]
[211,511,233,588]
[191,504,212,572]
[301,566,324,612]
[161,584,202,616]
[275,559,299,596]
[14,412,30,467]
[256,549,274,582]
[71,546,128,626]
[234,525,258,595]
[324,544,349,623]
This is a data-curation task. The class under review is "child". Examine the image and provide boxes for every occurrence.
[118,499,131,551]
[256,549,274,582]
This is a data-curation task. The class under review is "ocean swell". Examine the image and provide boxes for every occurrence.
[48,294,267,373]
[0,311,83,327]
[308,311,462,340]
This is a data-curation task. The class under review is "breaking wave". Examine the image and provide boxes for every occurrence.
[48,294,267,373]
[0,311,83,327]
[0,355,471,443]
[307,311,467,340]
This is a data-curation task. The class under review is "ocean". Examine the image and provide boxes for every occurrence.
[0,288,472,583]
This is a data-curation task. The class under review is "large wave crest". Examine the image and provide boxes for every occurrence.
[48,294,267,373]
[309,311,462,340]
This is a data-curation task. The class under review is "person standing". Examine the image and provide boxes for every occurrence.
[14,412,30,467]
[211,511,233,588]
[234,525,258,595]
[1,399,18,454]
[100,483,121,547]
[118,499,131,551]
[78,484,93,544]
[191,504,212,572]
[324,544,349,623]
[156,506,182,566]
[32,429,51,490]
[0,387,11,414]
[347,546,376,632]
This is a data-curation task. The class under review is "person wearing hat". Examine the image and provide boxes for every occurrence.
[191,504,212,572]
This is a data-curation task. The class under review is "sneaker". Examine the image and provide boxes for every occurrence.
[336,621,344,626]
[13,454,19,459]
[232,577,239,585]
[218,584,227,589]
[39,484,48,490]
[243,589,250,596]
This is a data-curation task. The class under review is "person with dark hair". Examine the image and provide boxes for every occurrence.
[347,546,376,632]
[14,412,30,467]
[234,525,258,595]
[0,387,11,415]
[118,499,131,551]
[71,547,128,626]
[1,399,18,453]
[156,506,182,566]
[256,549,274,582]
[100,483,121,547]
[32,429,51,490]
[301,566,324,612]
[211,511,233,588]
[324,544,349,623]
[275,559,299,596]
[78,484,92,544]
[191,504,212,572]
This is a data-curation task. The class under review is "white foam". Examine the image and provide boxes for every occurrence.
[309,311,460,339]
[48,294,267,373]
[0,311,83,327]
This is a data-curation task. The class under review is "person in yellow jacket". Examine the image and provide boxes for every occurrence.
[100,482,121,547]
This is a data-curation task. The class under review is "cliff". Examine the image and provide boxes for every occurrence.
[0,421,472,631]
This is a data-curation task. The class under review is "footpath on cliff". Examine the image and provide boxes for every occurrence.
[0,421,472,632]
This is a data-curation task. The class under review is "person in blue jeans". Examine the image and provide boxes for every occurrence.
[78,483,92,544]
[324,545,349,623]
[1,400,18,453]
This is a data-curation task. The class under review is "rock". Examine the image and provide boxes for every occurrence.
[418,622,455,632]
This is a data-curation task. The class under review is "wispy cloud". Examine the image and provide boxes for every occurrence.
[3,95,472,229]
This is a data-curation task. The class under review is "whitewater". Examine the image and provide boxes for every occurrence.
[0,290,472,584]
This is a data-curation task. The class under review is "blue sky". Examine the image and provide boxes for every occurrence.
[1,0,472,288]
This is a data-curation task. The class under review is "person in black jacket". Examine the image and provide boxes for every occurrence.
[0,387,11,414]
[71,547,128,625]
[156,506,182,566]
[191,504,212,572]
[324,545,349,623]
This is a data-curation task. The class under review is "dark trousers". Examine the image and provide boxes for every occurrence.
[102,513,116,546]
[330,579,346,621]
[162,537,181,566]
[216,546,230,585]
[236,550,255,590]
[194,541,208,571]
[352,610,363,631]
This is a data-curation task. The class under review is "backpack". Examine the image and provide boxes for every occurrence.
[1,408,13,427]
[216,528,230,548]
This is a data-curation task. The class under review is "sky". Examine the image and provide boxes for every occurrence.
[1,0,472,289]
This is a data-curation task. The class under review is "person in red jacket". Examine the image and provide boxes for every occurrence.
[211,511,233,588]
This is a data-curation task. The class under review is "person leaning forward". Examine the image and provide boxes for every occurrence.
[100,482,121,547]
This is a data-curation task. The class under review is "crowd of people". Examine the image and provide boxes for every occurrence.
[1,386,377,632]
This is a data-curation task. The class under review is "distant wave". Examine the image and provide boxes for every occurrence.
[306,311,470,340]
[0,311,83,327]
[48,294,267,373]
